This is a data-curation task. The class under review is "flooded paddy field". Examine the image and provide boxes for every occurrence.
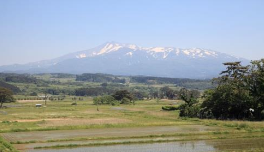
[2,125,230,151]
[3,125,264,152]
[1,101,264,152]
[26,138,264,152]
[1,125,217,142]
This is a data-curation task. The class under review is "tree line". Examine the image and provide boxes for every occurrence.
[76,73,126,83]
[93,90,134,105]
[76,73,213,90]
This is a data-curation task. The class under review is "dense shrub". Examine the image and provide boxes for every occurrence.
[93,90,135,105]
[179,104,200,118]
[162,106,178,111]
[178,88,200,117]
[93,95,118,105]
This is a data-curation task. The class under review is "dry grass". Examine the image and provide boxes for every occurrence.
[17,100,45,103]
[42,118,132,127]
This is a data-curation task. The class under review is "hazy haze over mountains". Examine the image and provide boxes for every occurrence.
[0,42,249,79]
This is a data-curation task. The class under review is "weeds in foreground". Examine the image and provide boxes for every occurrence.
[0,136,18,152]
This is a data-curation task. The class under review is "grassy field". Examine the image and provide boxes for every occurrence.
[0,98,264,151]
[0,99,183,132]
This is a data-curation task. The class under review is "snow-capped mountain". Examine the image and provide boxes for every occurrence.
[0,42,249,78]
[58,42,235,60]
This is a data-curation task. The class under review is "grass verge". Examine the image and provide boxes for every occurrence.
[0,136,19,152]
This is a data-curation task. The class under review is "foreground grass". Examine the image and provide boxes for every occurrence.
[0,99,184,133]
[0,136,18,152]
[1,100,264,135]
[3,99,263,133]
[199,119,264,132]
[2,121,190,133]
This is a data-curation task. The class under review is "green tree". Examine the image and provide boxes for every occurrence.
[100,95,117,105]
[112,90,134,104]
[160,86,177,99]
[247,59,264,119]
[202,62,251,119]
[0,87,15,108]
[93,95,118,107]
[178,88,200,117]
[132,91,145,100]
[93,97,101,111]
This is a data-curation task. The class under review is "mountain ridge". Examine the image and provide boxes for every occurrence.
[58,42,243,59]
[0,42,249,78]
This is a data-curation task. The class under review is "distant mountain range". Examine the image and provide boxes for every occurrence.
[0,42,249,78]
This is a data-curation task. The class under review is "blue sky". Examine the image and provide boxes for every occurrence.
[0,0,264,65]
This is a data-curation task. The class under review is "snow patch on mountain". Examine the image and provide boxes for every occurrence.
[126,52,133,56]
[97,43,123,55]
[127,44,138,50]
[76,53,87,58]
[71,42,229,60]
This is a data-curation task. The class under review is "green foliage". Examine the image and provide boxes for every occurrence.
[178,88,200,118]
[179,104,200,118]
[0,87,15,108]
[247,59,264,119]
[112,90,134,103]
[75,87,115,96]
[179,88,200,106]
[121,97,131,104]
[76,73,126,83]
[162,106,178,111]
[160,86,178,99]
[0,72,213,99]
[0,136,18,152]
[130,76,210,86]
[0,81,20,94]
[132,91,145,100]
[94,90,135,105]
[4,74,44,84]
[49,73,76,78]
[93,95,118,105]
[76,73,213,90]
[202,60,264,120]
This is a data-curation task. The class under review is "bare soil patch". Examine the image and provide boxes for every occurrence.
[146,111,173,117]
[17,100,45,103]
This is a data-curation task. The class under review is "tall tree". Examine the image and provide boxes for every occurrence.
[178,88,200,118]
[160,86,176,99]
[112,90,134,104]
[247,59,264,119]
[202,62,251,119]
[0,87,15,108]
